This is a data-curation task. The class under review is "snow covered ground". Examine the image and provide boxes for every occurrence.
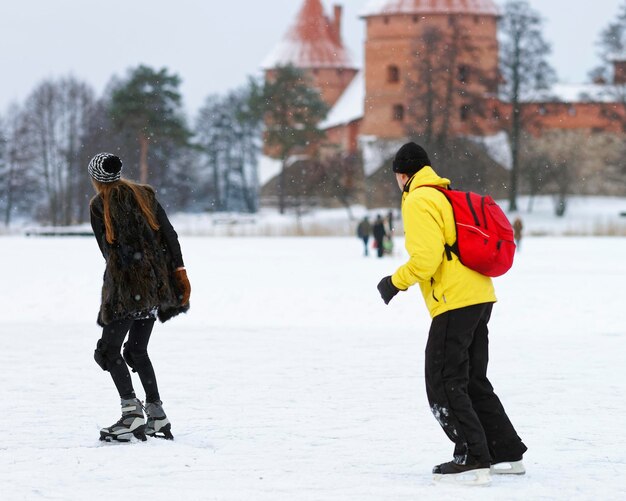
[1,235,625,500]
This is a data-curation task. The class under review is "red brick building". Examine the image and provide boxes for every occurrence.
[262,0,625,178]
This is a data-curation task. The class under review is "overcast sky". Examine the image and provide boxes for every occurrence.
[0,0,623,117]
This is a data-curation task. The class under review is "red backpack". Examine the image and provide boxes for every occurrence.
[423,186,516,277]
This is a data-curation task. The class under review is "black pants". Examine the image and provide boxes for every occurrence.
[99,318,160,403]
[425,303,527,464]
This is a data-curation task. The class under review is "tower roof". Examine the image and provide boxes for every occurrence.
[361,0,500,17]
[262,0,357,70]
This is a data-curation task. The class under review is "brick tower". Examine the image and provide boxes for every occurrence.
[262,0,359,109]
[360,0,501,139]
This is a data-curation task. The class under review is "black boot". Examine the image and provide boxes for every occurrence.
[432,459,491,486]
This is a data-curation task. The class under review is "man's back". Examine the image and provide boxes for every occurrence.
[391,166,496,318]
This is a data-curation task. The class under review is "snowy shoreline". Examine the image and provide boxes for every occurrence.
[1,236,625,500]
[3,194,626,237]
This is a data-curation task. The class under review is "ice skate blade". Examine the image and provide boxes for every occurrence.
[491,460,525,475]
[433,468,491,486]
[99,426,147,443]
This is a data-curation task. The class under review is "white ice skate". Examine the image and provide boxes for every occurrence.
[490,460,526,475]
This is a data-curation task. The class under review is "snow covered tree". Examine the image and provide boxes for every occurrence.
[195,83,261,213]
[0,104,42,225]
[499,0,557,211]
[254,65,328,214]
[108,65,190,184]
[0,113,8,225]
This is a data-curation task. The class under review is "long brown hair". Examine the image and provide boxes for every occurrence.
[91,178,160,244]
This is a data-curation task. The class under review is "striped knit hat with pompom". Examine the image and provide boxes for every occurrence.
[88,153,123,183]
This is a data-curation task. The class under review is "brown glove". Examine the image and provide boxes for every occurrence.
[174,267,191,306]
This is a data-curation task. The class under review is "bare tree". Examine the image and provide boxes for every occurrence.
[499,0,557,211]
[521,130,588,216]
[22,76,96,225]
[0,104,41,226]
[318,151,362,219]
[405,18,496,148]
[591,1,626,137]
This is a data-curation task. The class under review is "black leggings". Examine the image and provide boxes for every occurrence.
[98,318,160,403]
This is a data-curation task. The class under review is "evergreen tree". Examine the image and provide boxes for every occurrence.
[253,65,328,214]
[499,0,557,211]
[108,65,190,184]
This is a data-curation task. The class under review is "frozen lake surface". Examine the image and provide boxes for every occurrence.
[1,235,625,500]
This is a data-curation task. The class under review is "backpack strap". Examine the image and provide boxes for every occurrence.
[444,242,459,261]
[419,185,458,262]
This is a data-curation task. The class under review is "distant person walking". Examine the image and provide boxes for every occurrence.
[357,216,372,256]
[513,217,523,251]
[376,142,527,485]
[372,214,387,258]
[88,153,191,443]
[387,209,395,234]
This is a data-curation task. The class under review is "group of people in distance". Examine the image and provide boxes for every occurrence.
[357,211,396,258]
[86,140,526,486]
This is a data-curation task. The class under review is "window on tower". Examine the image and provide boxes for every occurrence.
[458,65,470,83]
[393,104,405,121]
[387,65,400,83]
[460,105,470,121]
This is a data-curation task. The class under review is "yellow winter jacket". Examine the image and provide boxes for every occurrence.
[391,166,497,318]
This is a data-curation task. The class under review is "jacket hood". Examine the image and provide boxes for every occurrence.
[404,166,450,196]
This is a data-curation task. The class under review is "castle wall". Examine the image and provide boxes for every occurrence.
[361,13,500,138]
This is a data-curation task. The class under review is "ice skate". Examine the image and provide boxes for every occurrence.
[432,460,491,486]
[99,397,147,442]
[145,400,173,440]
[491,459,526,475]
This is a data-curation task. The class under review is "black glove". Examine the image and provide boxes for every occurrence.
[377,276,400,305]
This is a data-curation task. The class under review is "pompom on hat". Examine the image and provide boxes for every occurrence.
[88,153,123,183]
[392,142,431,175]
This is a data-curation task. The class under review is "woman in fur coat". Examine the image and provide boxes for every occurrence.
[88,152,191,443]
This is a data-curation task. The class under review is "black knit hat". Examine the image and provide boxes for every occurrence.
[88,153,123,183]
[392,142,431,175]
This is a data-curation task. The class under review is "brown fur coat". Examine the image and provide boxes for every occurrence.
[90,185,189,326]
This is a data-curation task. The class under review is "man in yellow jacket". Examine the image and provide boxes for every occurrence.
[377,142,527,484]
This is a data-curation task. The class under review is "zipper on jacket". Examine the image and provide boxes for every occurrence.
[431,278,439,302]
